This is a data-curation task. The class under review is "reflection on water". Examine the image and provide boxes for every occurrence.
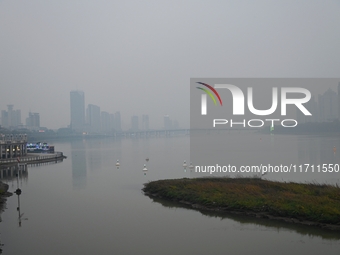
[14,178,27,228]
[0,165,28,182]
[0,164,28,253]
[71,140,87,189]
[0,165,28,228]
[0,165,28,197]
[191,131,340,185]
[0,134,339,254]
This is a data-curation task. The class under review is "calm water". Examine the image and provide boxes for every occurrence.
[1,133,340,255]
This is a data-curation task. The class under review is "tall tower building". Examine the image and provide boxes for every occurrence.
[1,105,21,128]
[101,111,111,133]
[164,115,172,130]
[26,112,40,130]
[70,91,85,132]
[1,110,8,128]
[87,104,101,133]
[109,114,115,132]
[7,105,13,127]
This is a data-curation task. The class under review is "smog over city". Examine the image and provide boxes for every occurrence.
[1,1,340,130]
[1,1,340,255]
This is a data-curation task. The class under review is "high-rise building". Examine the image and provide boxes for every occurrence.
[26,112,40,130]
[1,110,8,128]
[87,104,101,133]
[101,111,111,133]
[164,115,172,130]
[70,91,85,132]
[1,105,21,128]
[7,105,13,127]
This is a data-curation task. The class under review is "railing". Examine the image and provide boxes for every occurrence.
[0,133,27,143]
[0,140,27,145]
[0,152,64,165]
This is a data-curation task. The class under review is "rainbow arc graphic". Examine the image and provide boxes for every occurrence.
[196,82,223,115]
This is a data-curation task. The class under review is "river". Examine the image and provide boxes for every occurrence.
[1,133,340,254]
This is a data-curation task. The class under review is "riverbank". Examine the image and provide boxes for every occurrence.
[143,178,340,231]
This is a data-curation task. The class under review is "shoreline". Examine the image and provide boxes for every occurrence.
[143,178,340,231]
[144,192,340,231]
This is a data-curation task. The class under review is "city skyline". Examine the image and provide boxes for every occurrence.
[2,1,340,130]
[1,85,340,131]
[0,90,181,132]
[1,2,340,254]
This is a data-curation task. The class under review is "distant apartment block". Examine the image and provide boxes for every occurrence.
[164,115,172,130]
[297,87,339,123]
[26,112,40,131]
[87,104,101,133]
[101,111,110,133]
[70,90,85,132]
[110,114,115,131]
[1,105,21,129]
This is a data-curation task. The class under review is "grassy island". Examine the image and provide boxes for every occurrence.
[143,178,340,229]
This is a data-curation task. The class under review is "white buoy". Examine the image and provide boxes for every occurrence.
[116,160,120,167]
[143,164,148,175]
[183,160,187,168]
[189,162,194,170]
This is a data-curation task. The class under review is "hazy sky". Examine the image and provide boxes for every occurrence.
[1,0,340,129]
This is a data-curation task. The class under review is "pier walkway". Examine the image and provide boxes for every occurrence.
[0,152,66,167]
